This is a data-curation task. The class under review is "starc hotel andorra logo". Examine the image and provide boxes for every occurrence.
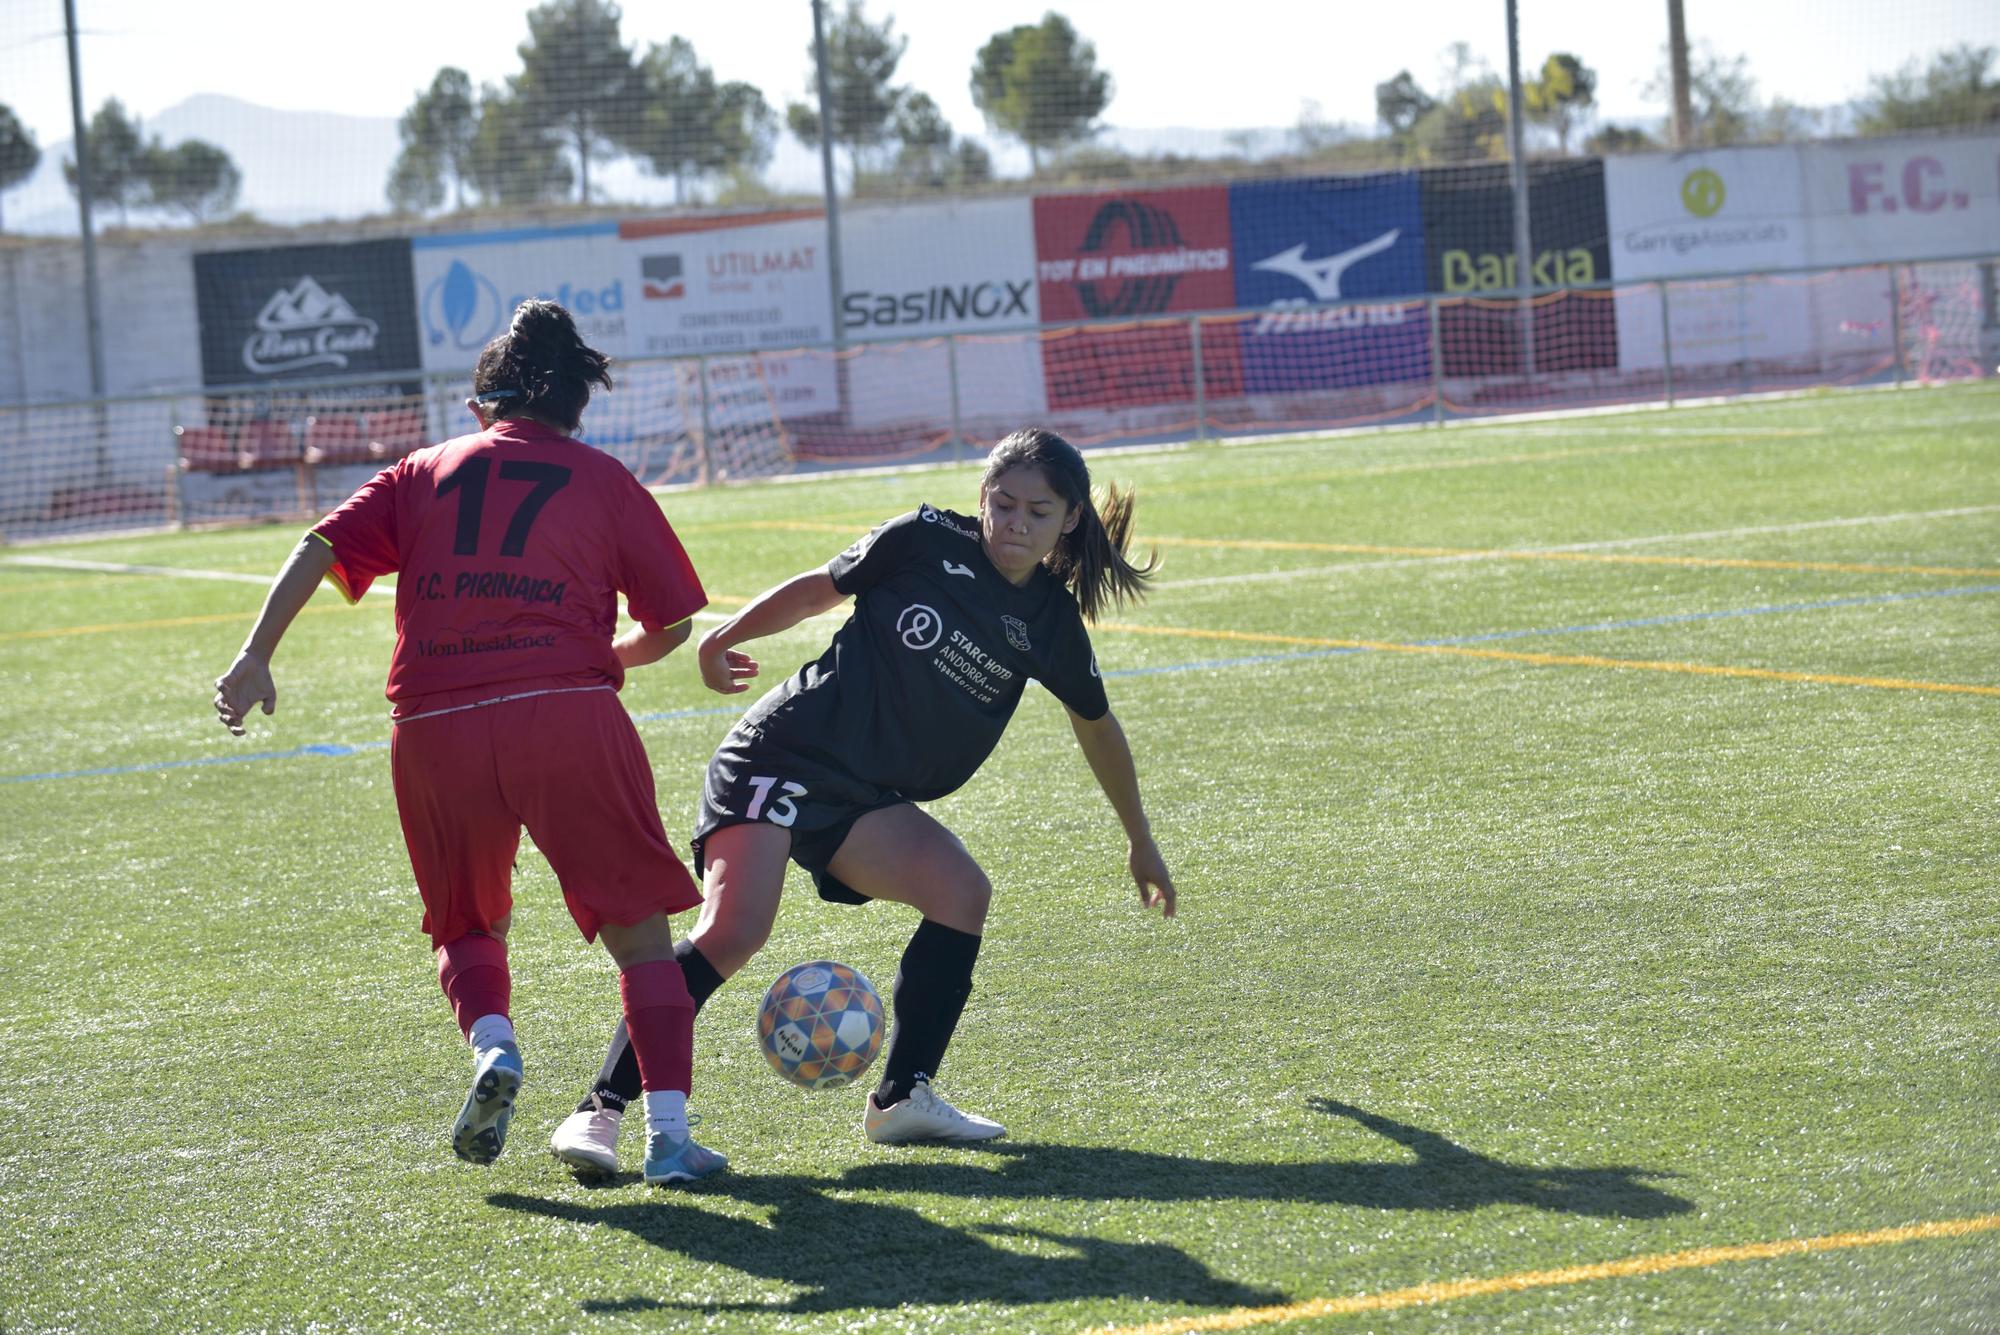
[241,276,381,375]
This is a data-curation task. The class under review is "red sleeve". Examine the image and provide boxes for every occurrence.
[309,463,404,604]
[616,479,706,631]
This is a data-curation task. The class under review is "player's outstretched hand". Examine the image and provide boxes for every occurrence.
[698,638,759,695]
[1129,835,1176,919]
[213,650,276,735]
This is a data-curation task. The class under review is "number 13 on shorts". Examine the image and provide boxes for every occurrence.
[745,776,807,827]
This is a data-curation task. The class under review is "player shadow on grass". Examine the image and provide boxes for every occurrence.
[826,1098,1691,1220]
[488,1179,1285,1316]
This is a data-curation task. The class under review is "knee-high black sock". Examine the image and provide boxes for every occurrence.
[875,919,982,1109]
[575,940,728,1114]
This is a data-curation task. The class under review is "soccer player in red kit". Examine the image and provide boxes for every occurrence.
[213,300,724,1185]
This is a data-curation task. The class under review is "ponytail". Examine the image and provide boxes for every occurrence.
[470,298,613,432]
[982,427,1157,622]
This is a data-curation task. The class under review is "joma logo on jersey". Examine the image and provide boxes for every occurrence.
[1002,616,1031,652]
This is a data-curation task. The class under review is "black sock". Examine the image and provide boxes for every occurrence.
[675,938,727,1012]
[574,941,730,1114]
[874,919,981,1109]
[578,1019,638,1114]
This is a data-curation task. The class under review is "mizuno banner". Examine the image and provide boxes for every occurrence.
[1228,173,1430,391]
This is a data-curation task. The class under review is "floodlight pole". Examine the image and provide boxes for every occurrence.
[1505,0,1536,376]
[64,0,107,403]
[811,0,847,351]
[1667,0,1694,149]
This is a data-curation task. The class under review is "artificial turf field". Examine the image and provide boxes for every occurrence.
[1,382,1996,1333]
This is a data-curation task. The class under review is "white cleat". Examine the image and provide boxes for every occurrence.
[864,1080,1006,1145]
[550,1099,623,1174]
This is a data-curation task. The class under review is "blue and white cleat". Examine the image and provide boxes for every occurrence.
[642,1130,728,1186]
[451,1044,523,1165]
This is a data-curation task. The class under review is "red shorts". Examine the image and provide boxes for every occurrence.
[389,685,702,948]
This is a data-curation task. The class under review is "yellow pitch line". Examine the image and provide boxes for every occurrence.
[1091,1214,2000,1335]
[1097,621,2000,698]
[1147,536,2000,580]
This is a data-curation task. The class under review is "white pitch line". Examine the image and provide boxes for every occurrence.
[0,555,287,586]
[1156,504,2000,591]
[1535,503,2000,551]
[0,555,750,622]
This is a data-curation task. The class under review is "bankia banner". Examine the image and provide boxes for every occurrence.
[1421,159,1618,374]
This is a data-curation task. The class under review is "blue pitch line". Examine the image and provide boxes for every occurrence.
[0,740,383,784]
[7,584,1996,785]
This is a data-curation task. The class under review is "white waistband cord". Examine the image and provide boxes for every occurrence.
[392,683,616,724]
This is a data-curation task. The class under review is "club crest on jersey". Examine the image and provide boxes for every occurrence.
[1003,615,1031,652]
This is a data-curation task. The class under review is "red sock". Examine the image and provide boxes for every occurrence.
[619,959,695,1094]
[436,933,510,1040]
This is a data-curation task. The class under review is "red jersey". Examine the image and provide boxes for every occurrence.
[311,418,705,714]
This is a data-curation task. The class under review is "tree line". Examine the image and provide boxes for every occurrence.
[0,98,240,230]
[383,0,1111,210]
[0,0,1994,232]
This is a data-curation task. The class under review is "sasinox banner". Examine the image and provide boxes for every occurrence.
[840,197,1047,427]
[194,238,420,389]
[1419,159,1617,374]
[1032,185,1240,411]
[1228,172,1430,391]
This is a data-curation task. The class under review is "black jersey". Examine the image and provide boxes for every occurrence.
[740,504,1109,801]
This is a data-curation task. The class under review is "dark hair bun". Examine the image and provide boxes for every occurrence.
[470,299,614,430]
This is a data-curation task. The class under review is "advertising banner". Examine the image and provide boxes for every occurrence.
[413,223,630,369]
[1227,172,1429,391]
[1420,160,1617,373]
[1032,186,1239,410]
[412,216,834,422]
[1604,148,1815,369]
[842,197,1047,426]
[195,238,420,391]
[621,212,836,421]
[1604,147,1809,280]
[842,198,1040,337]
[1803,133,2000,266]
[619,210,832,356]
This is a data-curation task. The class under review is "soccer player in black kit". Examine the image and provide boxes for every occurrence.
[551,427,1176,1169]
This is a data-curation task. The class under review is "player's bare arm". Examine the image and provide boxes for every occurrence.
[213,533,338,735]
[696,568,846,695]
[614,616,693,670]
[1066,705,1177,918]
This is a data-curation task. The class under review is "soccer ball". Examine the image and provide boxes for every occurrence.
[756,959,885,1090]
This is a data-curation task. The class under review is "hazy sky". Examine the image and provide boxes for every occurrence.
[4,0,1995,145]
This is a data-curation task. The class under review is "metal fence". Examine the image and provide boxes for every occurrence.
[0,252,1990,543]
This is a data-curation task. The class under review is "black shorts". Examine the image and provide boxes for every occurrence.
[691,720,910,905]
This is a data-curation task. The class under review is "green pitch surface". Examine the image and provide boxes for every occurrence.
[3,384,1997,1333]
